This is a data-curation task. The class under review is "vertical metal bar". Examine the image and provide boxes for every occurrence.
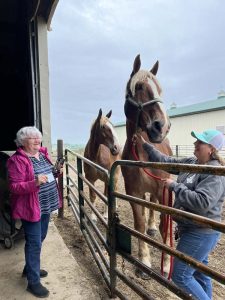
[108,163,118,298]
[65,149,70,206]
[57,139,64,218]
[77,157,85,230]
[176,145,179,158]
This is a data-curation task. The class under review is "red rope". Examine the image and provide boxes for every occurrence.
[131,144,174,280]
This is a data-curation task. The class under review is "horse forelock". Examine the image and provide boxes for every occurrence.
[129,69,162,99]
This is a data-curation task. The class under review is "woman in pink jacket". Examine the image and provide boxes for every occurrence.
[7,126,62,298]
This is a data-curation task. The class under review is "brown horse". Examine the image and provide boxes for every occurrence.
[84,109,121,221]
[121,55,172,278]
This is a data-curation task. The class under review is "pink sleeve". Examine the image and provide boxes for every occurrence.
[7,159,39,195]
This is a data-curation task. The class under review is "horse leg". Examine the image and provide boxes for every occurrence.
[131,201,151,280]
[89,186,98,223]
[159,188,172,277]
[147,194,158,237]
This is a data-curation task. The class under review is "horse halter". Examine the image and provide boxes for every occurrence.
[125,94,163,130]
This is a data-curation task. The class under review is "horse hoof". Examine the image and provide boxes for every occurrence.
[147,228,157,237]
[135,268,151,280]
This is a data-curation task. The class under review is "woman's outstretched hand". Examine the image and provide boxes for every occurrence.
[162,178,174,189]
[132,132,146,145]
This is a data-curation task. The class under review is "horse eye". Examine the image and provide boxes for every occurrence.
[136,83,143,91]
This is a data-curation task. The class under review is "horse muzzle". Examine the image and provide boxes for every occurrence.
[146,121,166,143]
[111,144,120,156]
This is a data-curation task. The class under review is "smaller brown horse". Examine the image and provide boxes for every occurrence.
[84,109,121,221]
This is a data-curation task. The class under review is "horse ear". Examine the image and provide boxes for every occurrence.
[97,109,102,121]
[130,54,141,77]
[106,110,112,119]
[150,61,159,75]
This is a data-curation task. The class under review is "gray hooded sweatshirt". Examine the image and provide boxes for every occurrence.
[143,143,225,233]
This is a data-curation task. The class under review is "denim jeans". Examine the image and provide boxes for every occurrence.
[22,214,50,285]
[172,229,220,300]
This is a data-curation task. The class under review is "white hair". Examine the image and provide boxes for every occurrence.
[15,126,42,147]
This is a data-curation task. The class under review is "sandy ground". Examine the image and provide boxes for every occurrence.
[0,220,107,300]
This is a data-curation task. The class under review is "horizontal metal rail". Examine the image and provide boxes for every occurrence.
[79,174,108,205]
[66,175,78,190]
[76,152,110,177]
[83,217,110,272]
[114,191,225,233]
[82,226,110,289]
[80,206,109,252]
[66,161,78,174]
[80,190,108,228]
[118,249,194,300]
[68,194,80,224]
[115,268,155,300]
[118,223,225,285]
[112,159,225,176]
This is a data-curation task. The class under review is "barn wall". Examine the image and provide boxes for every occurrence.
[168,110,225,146]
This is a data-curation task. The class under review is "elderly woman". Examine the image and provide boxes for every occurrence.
[7,126,62,298]
[133,129,225,300]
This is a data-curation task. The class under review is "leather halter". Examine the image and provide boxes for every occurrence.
[125,94,163,129]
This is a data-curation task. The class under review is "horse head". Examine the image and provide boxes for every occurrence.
[124,54,171,143]
[93,109,120,155]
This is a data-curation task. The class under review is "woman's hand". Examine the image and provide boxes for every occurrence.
[162,178,174,189]
[35,174,48,186]
[132,132,146,145]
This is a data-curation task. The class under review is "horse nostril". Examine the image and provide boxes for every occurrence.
[153,120,164,132]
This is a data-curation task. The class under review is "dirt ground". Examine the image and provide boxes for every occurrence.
[53,169,225,300]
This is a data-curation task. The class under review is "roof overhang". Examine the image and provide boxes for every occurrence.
[29,0,59,30]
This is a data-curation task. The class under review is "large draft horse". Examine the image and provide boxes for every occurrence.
[121,55,172,277]
[84,109,121,221]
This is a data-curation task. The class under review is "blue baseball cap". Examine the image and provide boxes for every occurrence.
[191,129,225,151]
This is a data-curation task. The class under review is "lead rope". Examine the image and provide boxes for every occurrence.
[131,143,174,280]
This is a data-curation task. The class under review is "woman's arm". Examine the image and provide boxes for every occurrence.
[7,159,39,195]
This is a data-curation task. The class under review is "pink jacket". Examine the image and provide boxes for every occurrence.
[7,147,62,222]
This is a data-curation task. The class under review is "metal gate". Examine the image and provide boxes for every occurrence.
[63,147,225,300]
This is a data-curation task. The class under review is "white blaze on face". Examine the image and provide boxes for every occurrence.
[106,121,120,146]
[148,74,170,131]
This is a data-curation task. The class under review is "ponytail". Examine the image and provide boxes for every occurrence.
[211,151,225,166]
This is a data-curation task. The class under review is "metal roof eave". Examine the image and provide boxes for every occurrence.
[168,106,225,118]
[30,0,59,30]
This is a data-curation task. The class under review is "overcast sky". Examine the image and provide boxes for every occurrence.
[48,0,225,144]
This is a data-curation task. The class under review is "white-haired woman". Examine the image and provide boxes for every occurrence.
[7,126,62,298]
[133,129,225,300]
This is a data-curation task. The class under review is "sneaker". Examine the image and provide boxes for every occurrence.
[22,269,48,278]
[27,282,49,298]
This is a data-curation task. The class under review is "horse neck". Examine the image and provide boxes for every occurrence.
[88,126,100,160]
[126,120,139,146]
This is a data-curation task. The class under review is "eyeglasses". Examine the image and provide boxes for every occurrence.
[27,137,42,140]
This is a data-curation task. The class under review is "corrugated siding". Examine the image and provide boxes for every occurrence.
[168,110,225,146]
[115,109,225,147]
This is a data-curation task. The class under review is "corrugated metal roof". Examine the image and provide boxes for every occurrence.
[168,96,225,118]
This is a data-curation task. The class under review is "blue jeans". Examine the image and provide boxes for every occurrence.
[22,214,50,285]
[172,230,220,300]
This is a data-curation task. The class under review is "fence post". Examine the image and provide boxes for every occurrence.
[57,139,64,218]
[77,157,85,230]
[108,163,118,298]
[176,145,179,158]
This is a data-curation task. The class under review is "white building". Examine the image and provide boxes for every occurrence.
[115,91,225,154]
